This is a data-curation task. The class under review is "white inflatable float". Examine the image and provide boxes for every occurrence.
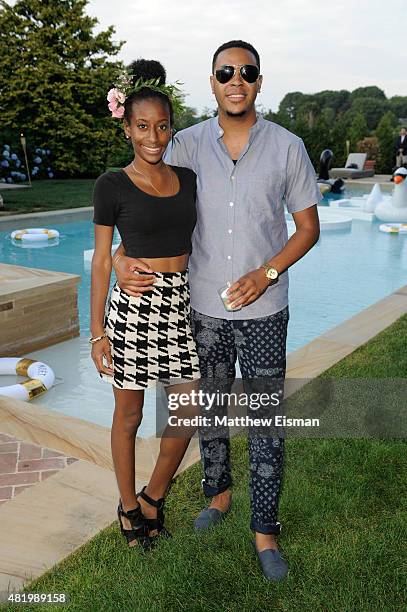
[0,357,55,401]
[328,170,407,223]
[327,185,381,222]
[379,223,407,234]
[11,228,59,242]
[287,208,352,235]
[316,209,352,231]
[375,168,407,223]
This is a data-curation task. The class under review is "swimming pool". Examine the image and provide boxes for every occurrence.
[1,189,406,432]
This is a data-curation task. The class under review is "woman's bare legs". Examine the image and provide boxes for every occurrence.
[138,381,199,529]
[111,387,144,522]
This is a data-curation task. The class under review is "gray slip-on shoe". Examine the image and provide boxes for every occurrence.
[253,542,289,581]
[194,503,231,531]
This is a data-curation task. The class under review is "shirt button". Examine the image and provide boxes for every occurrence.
[229,202,234,207]
[231,175,235,180]
[228,229,232,234]
[227,255,231,260]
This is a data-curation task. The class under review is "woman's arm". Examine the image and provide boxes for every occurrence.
[90,225,114,375]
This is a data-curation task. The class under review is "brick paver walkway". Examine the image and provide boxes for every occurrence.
[0,433,78,505]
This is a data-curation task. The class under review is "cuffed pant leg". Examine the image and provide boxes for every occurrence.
[249,436,284,534]
[190,309,236,496]
[235,307,289,533]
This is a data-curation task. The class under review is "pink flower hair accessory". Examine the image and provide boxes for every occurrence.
[107,88,126,117]
[107,70,184,120]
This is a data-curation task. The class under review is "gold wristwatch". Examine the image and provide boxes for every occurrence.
[262,264,279,282]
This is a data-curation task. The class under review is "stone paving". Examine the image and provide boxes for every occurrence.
[0,433,78,506]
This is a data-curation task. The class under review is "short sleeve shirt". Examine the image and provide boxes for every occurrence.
[92,166,197,258]
[164,113,322,319]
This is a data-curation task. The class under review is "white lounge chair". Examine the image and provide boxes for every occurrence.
[329,153,374,179]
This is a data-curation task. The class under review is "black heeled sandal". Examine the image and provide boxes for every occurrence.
[117,500,151,550]
[137,486,172,543]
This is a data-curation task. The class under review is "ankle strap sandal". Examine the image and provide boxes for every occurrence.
[117,500,151,551]
[137,486,172,541]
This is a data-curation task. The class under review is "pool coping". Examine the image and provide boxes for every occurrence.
[0,284,406,591]
[0,207,93,232]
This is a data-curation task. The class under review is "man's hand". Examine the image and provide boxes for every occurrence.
[114,255,156,297]
[226,268,272,309]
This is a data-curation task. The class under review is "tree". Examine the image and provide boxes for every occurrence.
[348,97,389,131]
[329,115,350,167]
[347,112,369,149]
[350,86,386,101]
[268,108,291,130]
[388,96,407,121]
[356,136,379,161]
[277,92,310,122]
[292,112,333,168]
[174,106,199,131]
[313,90,350,115]
[375,111,398,173]
[0,0,124,176]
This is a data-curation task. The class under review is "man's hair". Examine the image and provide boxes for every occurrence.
[212,40,260,72]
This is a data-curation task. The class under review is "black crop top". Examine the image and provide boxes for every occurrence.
[92,165,197,258]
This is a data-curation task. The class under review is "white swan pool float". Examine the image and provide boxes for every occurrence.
[374,168,407,223]
[327,169,407,224]
[328,188,378,221]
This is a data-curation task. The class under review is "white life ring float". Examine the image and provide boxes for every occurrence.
[0,358,55,401]
[11,228,60,242]
[379,223,407,234]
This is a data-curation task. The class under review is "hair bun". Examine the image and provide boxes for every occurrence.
[127,59,166,86]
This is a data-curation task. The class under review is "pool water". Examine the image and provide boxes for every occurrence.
[1,191,406,430]
[2,211,406,352]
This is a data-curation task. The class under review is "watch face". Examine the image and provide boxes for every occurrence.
[266,267,278,280]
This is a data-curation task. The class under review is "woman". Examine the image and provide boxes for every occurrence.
[90,59,200,549]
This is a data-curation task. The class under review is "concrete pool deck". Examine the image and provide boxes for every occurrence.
[0,282,406,592]
[345,174,393,186]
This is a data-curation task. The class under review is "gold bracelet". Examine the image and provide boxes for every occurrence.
[89,333,107,344]
[112,254,122,266]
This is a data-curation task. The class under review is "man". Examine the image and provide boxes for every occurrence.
[113,40,321,580]
[395,127,407,168]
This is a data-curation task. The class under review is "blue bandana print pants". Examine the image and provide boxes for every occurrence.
[190,307,289,535]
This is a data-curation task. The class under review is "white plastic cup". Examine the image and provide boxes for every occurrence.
[218,282,242,311]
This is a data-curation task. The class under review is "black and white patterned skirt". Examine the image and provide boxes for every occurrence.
[100,270,201,390]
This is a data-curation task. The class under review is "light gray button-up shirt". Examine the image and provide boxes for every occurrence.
[165,113,322,320]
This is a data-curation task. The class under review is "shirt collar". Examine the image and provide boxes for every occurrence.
[212,111,264,140]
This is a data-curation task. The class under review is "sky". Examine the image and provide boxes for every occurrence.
[10,0,407,113]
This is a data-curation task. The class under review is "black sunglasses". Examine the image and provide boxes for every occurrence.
[215,64,260,84]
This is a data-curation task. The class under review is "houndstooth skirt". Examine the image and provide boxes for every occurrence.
[100,270,201,390]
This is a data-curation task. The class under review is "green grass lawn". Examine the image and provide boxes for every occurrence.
[1,180,94,214]
[5,316,407,612]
